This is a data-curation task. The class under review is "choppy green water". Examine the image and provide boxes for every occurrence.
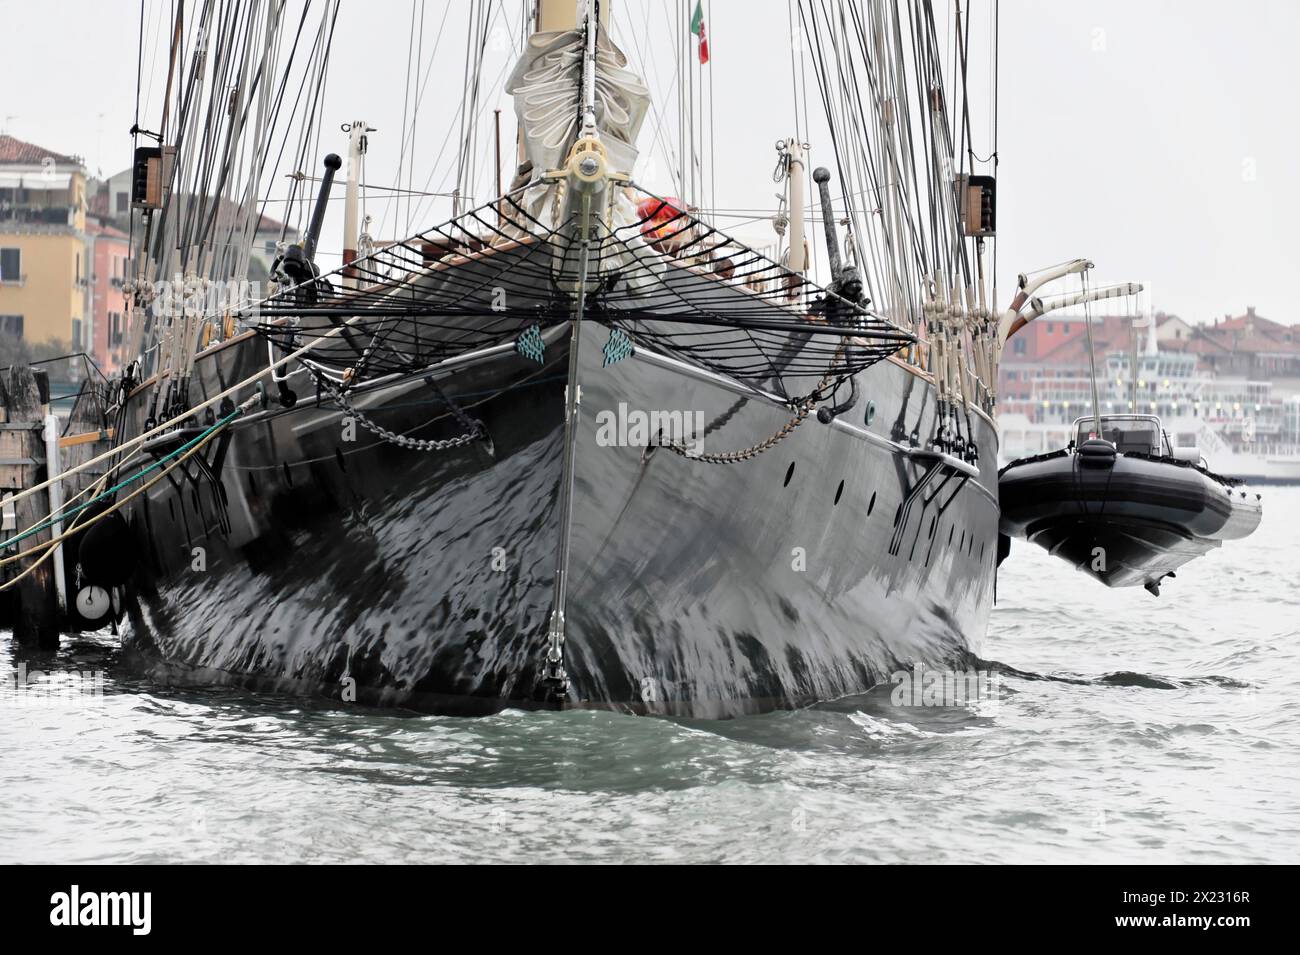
[3,489,1296,864]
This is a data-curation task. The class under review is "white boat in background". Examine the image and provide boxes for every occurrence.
[999,328,1300,483]
[1167,421,1300,484]
[999,411,1300,483]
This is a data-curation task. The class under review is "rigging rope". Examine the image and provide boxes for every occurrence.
[0,397,256,591]
[2,305,373,512]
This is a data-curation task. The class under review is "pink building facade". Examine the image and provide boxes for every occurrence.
[86,219,129,376]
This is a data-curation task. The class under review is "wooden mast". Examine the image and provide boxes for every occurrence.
[342,121,368,289]
[535,0,610,33]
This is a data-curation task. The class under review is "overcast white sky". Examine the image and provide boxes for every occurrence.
[2,0,1296,325]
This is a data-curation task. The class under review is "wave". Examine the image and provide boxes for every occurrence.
[968,655,1254,691]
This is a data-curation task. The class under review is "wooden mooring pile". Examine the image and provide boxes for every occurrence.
[0,364,114,648]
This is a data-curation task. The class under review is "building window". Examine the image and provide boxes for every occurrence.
[0,247,20,283]
[1013,338,1027,355]
[116,192,129,214]
[0,315,22,338]
[72,319,82,350]
[1046,322,1054,334]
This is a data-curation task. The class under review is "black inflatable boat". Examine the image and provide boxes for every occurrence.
[999,414,1262,594]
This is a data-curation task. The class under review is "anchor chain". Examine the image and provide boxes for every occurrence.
[661,354,844,465]
[312,370,487,453]
[663,396,817,464]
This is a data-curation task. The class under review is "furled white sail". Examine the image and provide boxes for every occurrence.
[507,28,649,179]
[506,24,658,289]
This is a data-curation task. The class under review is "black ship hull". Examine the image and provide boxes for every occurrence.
[92,211,1001,719]
[104,320,1000,716]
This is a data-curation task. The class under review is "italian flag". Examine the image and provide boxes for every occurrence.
[690,0,709,64]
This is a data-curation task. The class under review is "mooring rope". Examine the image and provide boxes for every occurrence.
[0,397,256,589]
[2,313,371,511]
[0,442,147,559]
[1,404,246,552]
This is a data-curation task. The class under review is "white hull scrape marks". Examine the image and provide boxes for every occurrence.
[49,886,151,936]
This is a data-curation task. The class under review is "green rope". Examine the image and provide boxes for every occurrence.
[1,407,244,550]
